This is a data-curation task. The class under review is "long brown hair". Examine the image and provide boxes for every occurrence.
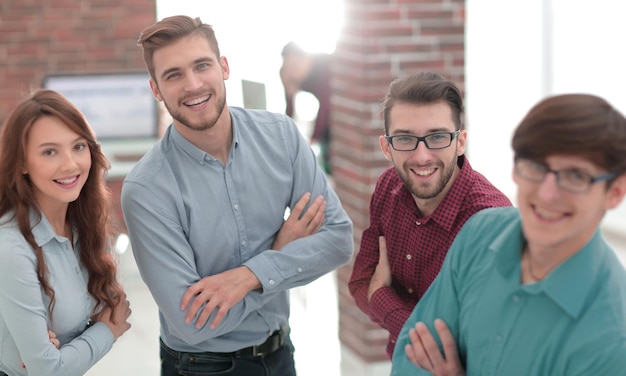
[0,89,123,321]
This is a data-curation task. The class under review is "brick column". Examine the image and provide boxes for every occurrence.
[331,0,466,362]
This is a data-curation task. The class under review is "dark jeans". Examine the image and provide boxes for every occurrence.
[160,337,296,376]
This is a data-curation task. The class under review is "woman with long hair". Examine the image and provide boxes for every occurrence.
[0,89,131,376]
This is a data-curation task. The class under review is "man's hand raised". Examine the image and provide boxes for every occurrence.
[272,192,325,250]
[405,319,465,376]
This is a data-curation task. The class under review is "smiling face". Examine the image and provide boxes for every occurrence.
[149,32,230,133]
[24,115,91,216]
[514,154,626,257]
[380,101,466,214]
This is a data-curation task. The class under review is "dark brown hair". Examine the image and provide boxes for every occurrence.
[138,15,221,81]
[0,89,123,321]
[382,72,464,134]
[512,93,626,178]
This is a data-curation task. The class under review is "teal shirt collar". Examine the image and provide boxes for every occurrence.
[493,218,606,319]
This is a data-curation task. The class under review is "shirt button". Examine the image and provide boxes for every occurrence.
[297,268,303,272]
[512,295,520,303]
[408,288,413,294]
[415,221,421,226]
[269,280,275,285]
[241,240,246,246]
[406,254,412,260]
[234,204,239,210]
[495,334,502,343]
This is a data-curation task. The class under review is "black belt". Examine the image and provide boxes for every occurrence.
[162,326,289,359]
[233,326,289,357]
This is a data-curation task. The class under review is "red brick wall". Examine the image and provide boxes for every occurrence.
[332,0,466,362]
[0,0,156,122]
[0,0,156,231]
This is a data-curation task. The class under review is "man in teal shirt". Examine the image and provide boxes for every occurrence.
[391,93,626,375]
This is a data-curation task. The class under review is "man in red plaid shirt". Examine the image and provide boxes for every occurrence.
[348,72,512,358]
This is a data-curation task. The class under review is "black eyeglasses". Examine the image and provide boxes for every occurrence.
[385,130,460,151]
[514,157,616,193]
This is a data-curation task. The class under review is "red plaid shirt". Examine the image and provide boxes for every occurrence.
[348,156,512,357]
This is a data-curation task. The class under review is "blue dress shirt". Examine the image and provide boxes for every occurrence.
[121,107,354,353]
[0,211,115,376]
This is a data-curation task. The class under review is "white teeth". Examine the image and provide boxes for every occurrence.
[185,96,209,106]
[415,169,434,177]
[535,208,561,220]
[56,176,78,185]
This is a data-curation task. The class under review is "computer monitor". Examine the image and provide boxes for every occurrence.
[43,72,157,139]
[241,79,267,110]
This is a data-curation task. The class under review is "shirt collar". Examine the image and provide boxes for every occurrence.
[168,111,240,164]
[539,231,606,318]
[30,209,71,248]
[492,218,606,319]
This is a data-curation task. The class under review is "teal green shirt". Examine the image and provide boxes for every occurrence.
[391,207,626,376]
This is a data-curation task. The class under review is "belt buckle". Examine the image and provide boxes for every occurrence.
[252,329,282,357]
[252,345,267,357]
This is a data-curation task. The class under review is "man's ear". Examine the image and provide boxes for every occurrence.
[606,174,626,210]
[456,129,467,156]
[379,135,393,162]
[149,79,163,101]
[220,56,230,80]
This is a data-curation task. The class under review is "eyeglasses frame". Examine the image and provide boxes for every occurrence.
[384,130,461,151]
[513,157,617,193]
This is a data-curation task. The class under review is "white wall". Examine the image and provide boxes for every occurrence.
[156,0,342,114]
[467,0,626,235]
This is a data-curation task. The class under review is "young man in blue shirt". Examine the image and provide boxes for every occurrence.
[121,15,353,376]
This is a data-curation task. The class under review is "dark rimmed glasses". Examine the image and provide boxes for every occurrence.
[514,157,616,193]
[385,130,460,151]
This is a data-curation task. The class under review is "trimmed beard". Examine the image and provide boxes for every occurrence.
[395,149,458,200]
[163,89,227,132]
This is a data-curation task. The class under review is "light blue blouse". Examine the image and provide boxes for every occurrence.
[121,107,354,353]
[391,207,626,376]
[0,211,114,376]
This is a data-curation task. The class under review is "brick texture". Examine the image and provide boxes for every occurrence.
[0,0,155,121]
[332,0,466,362]
[0,0,156,231]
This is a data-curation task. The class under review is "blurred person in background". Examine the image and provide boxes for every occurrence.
[280,41,332,174]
